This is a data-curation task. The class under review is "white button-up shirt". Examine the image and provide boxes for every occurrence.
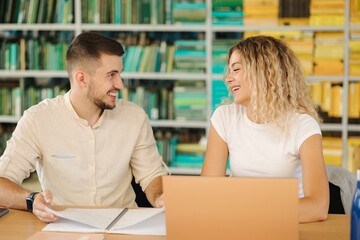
[0,92,166,207]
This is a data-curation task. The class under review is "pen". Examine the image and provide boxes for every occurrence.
[105,208,128,231]
[0,207,9,217]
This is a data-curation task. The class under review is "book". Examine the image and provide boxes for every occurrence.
[42,207,165,236]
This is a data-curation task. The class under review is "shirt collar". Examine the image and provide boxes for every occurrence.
[64,91,105,128]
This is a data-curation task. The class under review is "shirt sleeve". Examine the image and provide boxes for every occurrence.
[211,104,233,143]
[294,114,322,151]
[130,112,166,191]
[0,109,40,184]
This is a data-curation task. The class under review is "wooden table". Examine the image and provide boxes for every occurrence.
[0,209,350,240]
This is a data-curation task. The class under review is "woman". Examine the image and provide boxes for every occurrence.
[201,35,329,223]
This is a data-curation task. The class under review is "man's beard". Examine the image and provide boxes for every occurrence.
[88,81,115,110]
[94,98,115,110]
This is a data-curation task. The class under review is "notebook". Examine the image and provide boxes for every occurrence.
[163,175,299,240]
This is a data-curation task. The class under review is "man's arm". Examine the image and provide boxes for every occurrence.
[0,177,58,222]
[145,175,164,208]
[0,177,29,209]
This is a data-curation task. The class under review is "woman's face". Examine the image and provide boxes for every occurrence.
[225,50,251,106]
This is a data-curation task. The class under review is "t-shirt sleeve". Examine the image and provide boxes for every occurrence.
[295,114,322,151]
[211,105,233,143]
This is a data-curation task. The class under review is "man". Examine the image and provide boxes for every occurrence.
[0,32,166,222]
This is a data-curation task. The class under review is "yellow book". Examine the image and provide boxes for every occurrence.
[310,83,323,106]
[347,137,360,173]
[314,45,343,59]
[329,84,343,117]
[322,137,342,166]
[309,16,344,26]
[350,63,360,76]
[321,82,332,113]
[314,60,343,75]
[348,82,360,118]
[176,143,206,154]
[349,40,360,52]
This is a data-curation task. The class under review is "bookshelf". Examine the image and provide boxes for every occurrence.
[0,0,360,175]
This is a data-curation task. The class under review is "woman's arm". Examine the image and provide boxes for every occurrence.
[201,123,229,176]
[299,134,329,223]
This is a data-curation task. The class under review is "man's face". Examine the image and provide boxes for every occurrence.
[87,54,124,110]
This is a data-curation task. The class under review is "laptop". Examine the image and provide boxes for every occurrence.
[163,175,298,240]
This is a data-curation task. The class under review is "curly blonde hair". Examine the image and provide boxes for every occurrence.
[224,35,321,129]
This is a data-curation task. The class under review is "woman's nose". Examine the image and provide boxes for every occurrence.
[225,74,234,83]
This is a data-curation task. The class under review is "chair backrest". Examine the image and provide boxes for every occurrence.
[326,164,356,214]
[131,177,152,207]
[328,181,345,214]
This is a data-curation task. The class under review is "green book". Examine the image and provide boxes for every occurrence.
[9,43,19,71]
[138,46,152,72]
[142,0,151,23]
[130,46,143,72]
[114,0,122,23]
[123,46,136,72]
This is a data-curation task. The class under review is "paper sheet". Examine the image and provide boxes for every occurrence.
[43,207,166,235]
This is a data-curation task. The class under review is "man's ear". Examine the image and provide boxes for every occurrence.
[73,70,87,87]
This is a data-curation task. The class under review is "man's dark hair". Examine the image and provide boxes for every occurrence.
[66,32,125,77]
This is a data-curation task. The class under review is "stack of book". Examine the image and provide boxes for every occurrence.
[173,81,207,121]
[212,0,243,25]
[173,39,206,73]
[313,32,344,76]
[349,40,360,76]
[172,0,205,24]
[309,0,344,26]
[243,0,279,26]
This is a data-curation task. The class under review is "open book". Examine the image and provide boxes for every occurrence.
[42,207,165,235]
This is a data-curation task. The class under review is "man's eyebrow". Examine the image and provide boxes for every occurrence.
[106,70,119,75]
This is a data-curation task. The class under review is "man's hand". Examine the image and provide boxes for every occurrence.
[32,190,58,223]
[154,194,164,208]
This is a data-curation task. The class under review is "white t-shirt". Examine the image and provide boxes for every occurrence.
[211,103,322,197]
